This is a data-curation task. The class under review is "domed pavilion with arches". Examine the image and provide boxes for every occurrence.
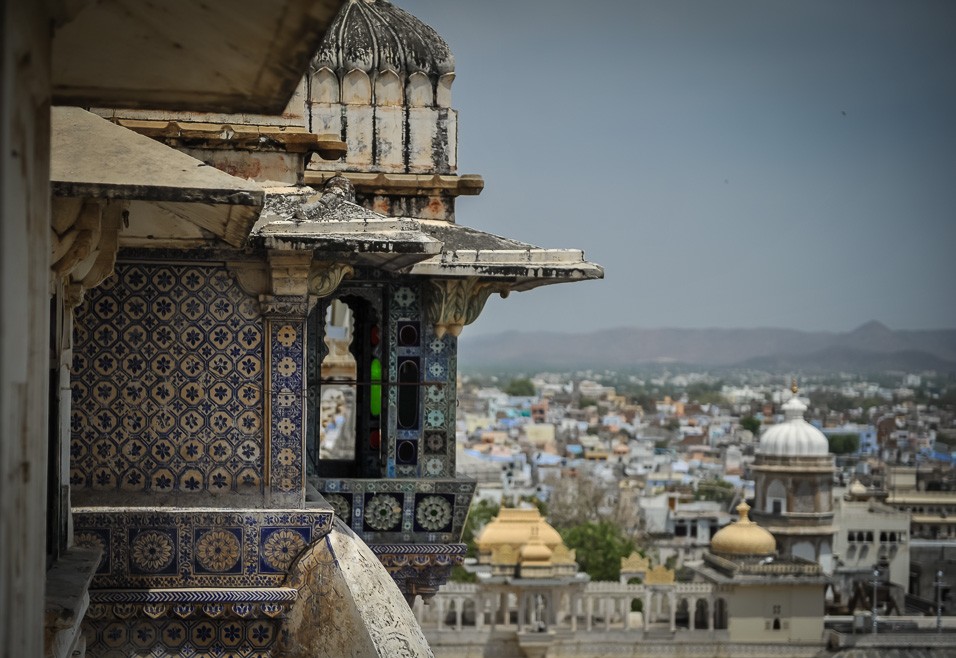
[750,382,838,572]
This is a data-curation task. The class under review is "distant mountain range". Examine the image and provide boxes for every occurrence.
[458,321,956,373]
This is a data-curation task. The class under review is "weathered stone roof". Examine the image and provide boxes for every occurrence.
[51,107,264,248]
[410,220,604,291]
[313,0,454,76]
[252,183,442,270]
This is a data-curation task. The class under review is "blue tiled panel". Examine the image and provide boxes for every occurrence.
[386,281,458,480]
[73,508,333,589]
[83,614,282,656]
[316,477,475,545]
[71,262,265,499]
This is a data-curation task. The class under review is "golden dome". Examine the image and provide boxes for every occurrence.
[710,502,776,556]
[520,540,553,562]
[475,508,563,553]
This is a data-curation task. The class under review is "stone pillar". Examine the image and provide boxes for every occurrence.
[643,594,651,631]
[263,250,312,507]
[586,595,593,632]
[436,596,446,629]
[669,592,676,633]
[518,592,526,629]
[475,594,484,631]
[454,597,463,631]
[604,597,611,632]
[689,597,696,630]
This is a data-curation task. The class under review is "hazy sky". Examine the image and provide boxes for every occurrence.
[401,0,956,336]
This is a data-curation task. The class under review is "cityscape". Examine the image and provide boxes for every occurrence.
[414,364,956,655]
[2,1,955,658]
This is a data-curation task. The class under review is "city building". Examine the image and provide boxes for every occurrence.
[750,383,837,572]
[418,502,829,657]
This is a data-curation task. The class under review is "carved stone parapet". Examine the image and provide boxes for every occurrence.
[425,277,503,338]
[308,261,353,298]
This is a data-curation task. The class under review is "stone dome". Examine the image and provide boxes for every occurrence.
[313,0,454,76]
[758,388,830,457]
[710,502,777,556]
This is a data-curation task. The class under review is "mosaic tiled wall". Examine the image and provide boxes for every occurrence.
[73,508,332,588]
[71,262,265,501]
[83,607,283,657]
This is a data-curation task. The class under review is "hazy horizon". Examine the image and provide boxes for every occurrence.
[460,319,956,338]
[401,1,956,337]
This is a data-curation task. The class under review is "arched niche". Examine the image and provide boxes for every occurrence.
[792,540,816,562]
[310,67,339,104]
[767,479,787,514]
[406,71,433,107]
[436,72,455,107]
[342,69,372,105]
[374,70,403,106]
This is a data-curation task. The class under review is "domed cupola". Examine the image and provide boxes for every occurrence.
[710,502,777,557]
[758,382,830,457]
[307,0,459,175]
[313,0,454,78]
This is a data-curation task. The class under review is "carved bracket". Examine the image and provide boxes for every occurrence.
[308,261,353,298]
[268,250,313,298]
[50,198,125,304]
[226,260,270,297]
[425,278,505,338]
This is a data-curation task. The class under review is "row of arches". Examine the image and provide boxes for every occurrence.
[309,67,454,108]
[415,589,730,634]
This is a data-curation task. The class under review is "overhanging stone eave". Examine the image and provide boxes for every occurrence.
[253,221,444,271]
[406,255,604,291]
[52,0,346,114]
[52,107,265,247]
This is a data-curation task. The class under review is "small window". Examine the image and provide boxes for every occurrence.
[307,293,384,478]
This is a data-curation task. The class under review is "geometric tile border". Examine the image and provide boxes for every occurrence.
[372,542,467,601]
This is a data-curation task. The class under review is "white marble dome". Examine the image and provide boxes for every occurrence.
[758,393,829,457]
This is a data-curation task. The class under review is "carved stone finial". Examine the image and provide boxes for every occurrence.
[791,378,799,395]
